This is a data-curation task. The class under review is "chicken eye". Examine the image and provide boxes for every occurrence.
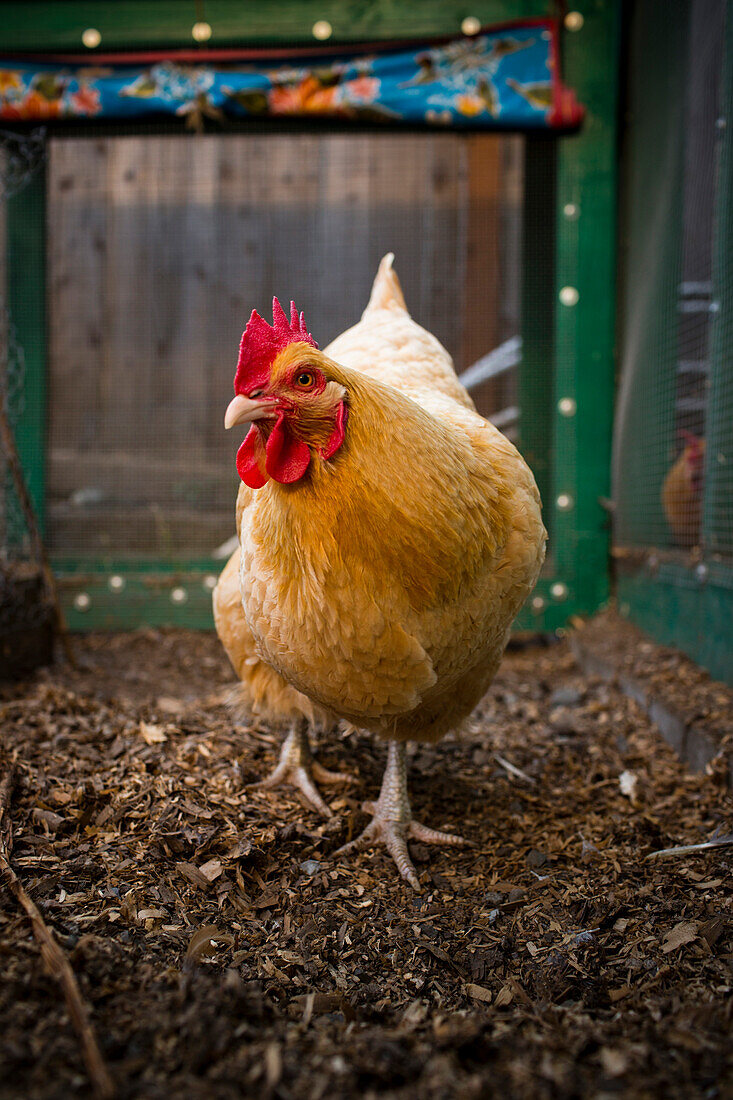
[296,371,315,389]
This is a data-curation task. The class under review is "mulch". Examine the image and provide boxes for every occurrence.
[1,627,732,1099]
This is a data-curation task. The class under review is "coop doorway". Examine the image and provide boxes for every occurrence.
[44,130,533,559]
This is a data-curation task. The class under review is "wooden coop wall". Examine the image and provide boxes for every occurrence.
[46,132,518,560]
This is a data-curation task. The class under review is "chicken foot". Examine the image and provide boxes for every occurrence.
[335,740,466,890]
[249,718,349,819]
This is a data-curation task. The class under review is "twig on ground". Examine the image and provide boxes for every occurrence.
[644,836,733,861]
[493,753,536,784]
[0,753,114,1098]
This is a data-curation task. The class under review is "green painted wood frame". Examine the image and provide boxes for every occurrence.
[1,1,548,51]
[2,0,619,633]
[517,0,619,631]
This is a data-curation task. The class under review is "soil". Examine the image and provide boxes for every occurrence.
[1,627,732,1100]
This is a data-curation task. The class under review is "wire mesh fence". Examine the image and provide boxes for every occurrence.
[0,128,55,671]
[614,0,732,564]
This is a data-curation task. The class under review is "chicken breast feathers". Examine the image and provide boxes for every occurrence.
[215,255,546,744]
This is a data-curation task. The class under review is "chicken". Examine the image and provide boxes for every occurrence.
[662,432,706,548]
[214,254,546,888]
[213,501,348,818]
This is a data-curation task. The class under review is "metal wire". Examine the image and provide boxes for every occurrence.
[0,130,51,634]
[614,0,731,564]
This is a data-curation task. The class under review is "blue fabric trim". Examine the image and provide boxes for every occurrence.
[0,23,577,129]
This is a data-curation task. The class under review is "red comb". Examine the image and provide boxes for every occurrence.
[234,297,317,395]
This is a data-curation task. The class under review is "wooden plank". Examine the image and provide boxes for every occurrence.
[318,134,374,342]
[462,135,500,408]
[48,506,233,554]
[422,135,466,364]
[47,138,108,465]
[48,448,237,501]
[46,131,474,560]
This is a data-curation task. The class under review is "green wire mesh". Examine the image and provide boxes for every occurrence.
[0,129,51,641]
[614,0,732,565]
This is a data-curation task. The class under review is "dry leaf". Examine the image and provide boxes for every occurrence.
[495,986,513,1007]
[32,808,64,831]
[699,916,728,948]
[199,858,223,882]
[466,983,493,1004]
[175,862,212,890]
[139,721,167,745]
[662,921,698,953]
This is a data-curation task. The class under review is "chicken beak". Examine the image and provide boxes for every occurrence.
[224,394,272,429]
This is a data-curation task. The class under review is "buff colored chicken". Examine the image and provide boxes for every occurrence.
[662,432,706,548]
[214,255,546,888]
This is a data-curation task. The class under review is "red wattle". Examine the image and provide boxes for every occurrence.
[265,414,311,484]
[319,400,348,460]
[236,426,268,488]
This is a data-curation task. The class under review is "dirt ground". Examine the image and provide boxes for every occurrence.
[1,627,732,1100]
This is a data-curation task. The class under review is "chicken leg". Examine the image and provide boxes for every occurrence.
[249,718,349,819]
[335,740,466,890]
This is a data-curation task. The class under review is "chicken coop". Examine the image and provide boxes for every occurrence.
[5,0,725,686]
[5,8,733,1097]
[0,0,618,650]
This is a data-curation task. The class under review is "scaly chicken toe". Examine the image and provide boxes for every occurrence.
[335,740,466,891]
[249,719,348,818]
[311,759,352,785]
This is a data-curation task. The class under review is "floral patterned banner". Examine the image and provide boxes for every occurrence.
[0,20,583,130]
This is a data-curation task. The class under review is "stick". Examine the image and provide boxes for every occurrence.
[0,399,76,667]
[0,756,114,1098]
[644,836,733,861]
[493,752,536,784]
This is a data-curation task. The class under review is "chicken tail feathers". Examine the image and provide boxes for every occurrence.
[362,253,408,317]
